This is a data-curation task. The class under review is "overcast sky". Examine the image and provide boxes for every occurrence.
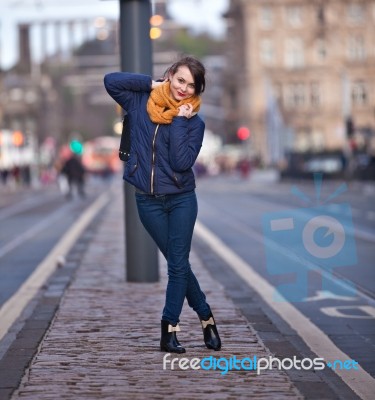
[0,0,229,69]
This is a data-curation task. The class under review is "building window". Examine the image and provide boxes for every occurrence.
[311,130,325,150]
[347,3,364,24]
[285,38,304,68]
[9,88,24,102]
[285,5,303,27]
[260,6,273,29]
[274,83,282,103]
[284,85,293,108]
[310,82,321,107]
[284,83,306,108]
[351,81,368,106]
[317,6,325,25]
[294,83,306,107]
[295,130,310,152]
[347,35,366,61]
[229,87,238,110]
[260,39,275,65]
[315,39,327,62]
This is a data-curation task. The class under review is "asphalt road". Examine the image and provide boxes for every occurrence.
[195,173,375,378]
[0,177,113,308]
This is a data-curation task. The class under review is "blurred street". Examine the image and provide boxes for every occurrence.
[0,173,374,399]
[0,176,114,309]
[195,173,375,375]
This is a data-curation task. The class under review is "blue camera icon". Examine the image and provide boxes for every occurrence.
[262,176,357,302]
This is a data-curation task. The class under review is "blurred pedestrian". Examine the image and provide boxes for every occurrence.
[0,169,9,186]
[238,158,251,179]
[104,56,221,353]
[61,154,86,199]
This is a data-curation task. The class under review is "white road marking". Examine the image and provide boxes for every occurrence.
[304,290,357,302]
[320,305,375,319]
[194,220,375,400]
[0,192,110,342]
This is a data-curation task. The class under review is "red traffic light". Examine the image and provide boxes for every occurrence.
[237,126,250,140]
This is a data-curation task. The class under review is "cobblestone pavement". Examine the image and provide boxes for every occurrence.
[12,191,302,400]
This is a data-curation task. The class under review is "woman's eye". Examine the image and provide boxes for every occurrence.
[177,78,194,89]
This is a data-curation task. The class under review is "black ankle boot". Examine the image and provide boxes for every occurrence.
[199,312,221,351]
[160,320,186,353]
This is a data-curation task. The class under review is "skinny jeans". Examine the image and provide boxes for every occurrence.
[135,189,211,325]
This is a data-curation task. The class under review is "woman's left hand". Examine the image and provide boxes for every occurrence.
[178,103,193,118]
[151,78,168,90]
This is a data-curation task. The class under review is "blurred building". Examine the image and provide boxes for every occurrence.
[223,0,375,165]
[0,18,119,170]
[0,1,227,176]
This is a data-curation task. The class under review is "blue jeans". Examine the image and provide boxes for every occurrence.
[135,190,211,325]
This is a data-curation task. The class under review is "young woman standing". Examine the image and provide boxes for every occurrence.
[104,56,221,353]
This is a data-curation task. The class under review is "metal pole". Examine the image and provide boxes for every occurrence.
[119,0,159,282]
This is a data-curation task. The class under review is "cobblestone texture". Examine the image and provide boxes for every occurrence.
[12,190,303,400]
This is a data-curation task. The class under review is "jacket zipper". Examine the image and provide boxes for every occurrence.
[150,124,160,194]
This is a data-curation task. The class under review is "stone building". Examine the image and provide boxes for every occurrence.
[223,0,375,165]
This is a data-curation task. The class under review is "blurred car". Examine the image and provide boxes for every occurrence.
[304,156,343,174]
[281,151,346,179]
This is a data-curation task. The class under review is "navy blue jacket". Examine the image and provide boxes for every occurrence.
[104,72,205,195]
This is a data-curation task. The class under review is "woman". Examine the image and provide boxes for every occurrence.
[104,56,221,353]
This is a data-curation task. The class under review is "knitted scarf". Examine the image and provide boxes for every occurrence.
[147,81,201,124]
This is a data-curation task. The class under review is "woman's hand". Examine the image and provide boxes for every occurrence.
[178,103,193,118]
[151,78,168,90]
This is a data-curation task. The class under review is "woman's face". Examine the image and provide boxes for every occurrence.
[169,66,196,101]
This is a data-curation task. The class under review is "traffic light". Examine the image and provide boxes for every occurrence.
[69,139,84,154]
[237,126,251,141]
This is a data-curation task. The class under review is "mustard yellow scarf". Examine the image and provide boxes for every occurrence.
[147,81,201,124]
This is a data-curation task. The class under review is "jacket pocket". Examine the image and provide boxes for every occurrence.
[159,157,196,189]
[172,173,183,189]
[125,153,138,176]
